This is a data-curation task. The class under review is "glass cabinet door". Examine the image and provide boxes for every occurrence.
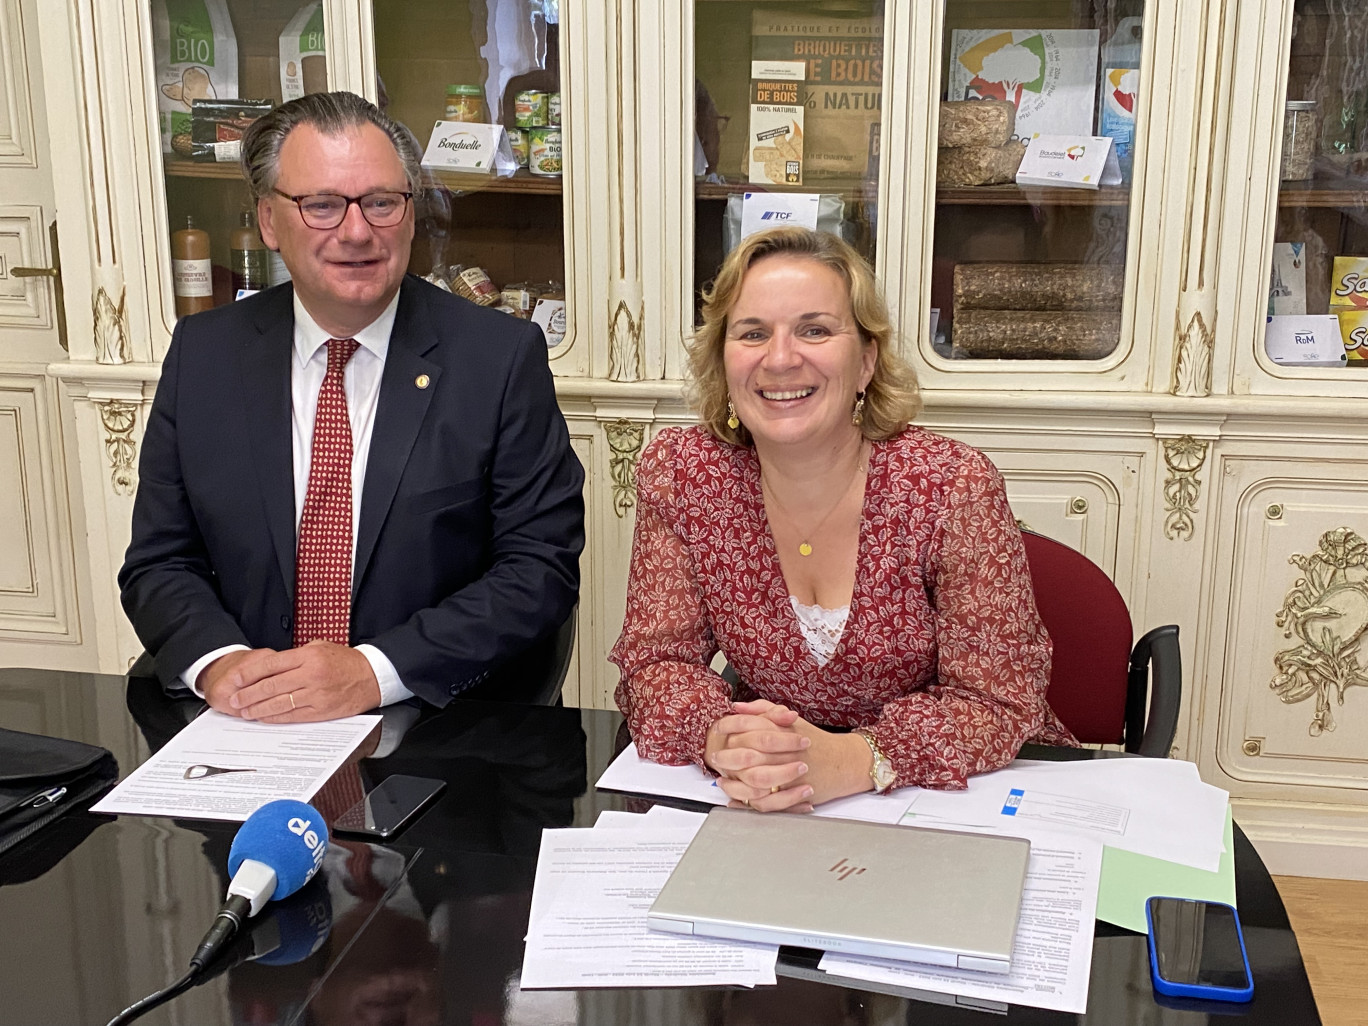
[370,0,568,345]
[1263,3,1368,372]
[149,0,569,351]
[930,4,1145,362]
[693,2,886,305]
[154,0,332,314]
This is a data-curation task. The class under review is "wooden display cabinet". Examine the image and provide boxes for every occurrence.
[1266,2,1368,339]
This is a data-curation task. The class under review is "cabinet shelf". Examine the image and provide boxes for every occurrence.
[696,180,1131,207]
[1277,178,1368,208]
[163,158,251,181]
[429,168,564,195]
[164,158,564,196]
[936,185,1131,207]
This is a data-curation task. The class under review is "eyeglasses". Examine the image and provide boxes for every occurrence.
[272,189,413,229]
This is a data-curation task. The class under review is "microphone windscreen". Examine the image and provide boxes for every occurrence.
[228,800,329,901]
[253,878,333,966]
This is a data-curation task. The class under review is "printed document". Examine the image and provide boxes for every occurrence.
[92,710,381,821]
[596,742,916,824]
[900,757,1227,871]
[820,836,1103,1014]
[520,825,778,989]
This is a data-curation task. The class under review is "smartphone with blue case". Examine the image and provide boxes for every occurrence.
[1146,896,1254,1003]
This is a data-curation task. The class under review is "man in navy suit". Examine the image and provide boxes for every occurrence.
[119,91,584,722]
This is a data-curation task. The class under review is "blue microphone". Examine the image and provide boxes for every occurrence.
[192,877,334,985]
[191,800,329,970]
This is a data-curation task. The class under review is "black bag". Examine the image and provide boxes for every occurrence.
[0,727,118,858]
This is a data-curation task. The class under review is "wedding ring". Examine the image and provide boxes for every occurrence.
[288,692,295,711]
[770,785,780,794]
[742,798,751,807]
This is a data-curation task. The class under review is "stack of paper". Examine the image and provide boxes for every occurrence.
[820,835,1103,1014]
[90,710,383,821]
[899,757,1229,871]
[520,807,777,989]
[595,742,916,825]
[898,757,1238,934]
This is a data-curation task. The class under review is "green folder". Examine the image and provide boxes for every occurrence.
[1095,806,1236,933]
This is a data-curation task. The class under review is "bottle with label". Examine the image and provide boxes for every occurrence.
[229,209,268,297]
[171,215,213,317]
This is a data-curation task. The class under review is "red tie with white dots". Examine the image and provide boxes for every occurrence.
[294,337,360,647]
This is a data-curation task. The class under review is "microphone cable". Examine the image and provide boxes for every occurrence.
[104,895,252,1026]
[103,968,200,1026]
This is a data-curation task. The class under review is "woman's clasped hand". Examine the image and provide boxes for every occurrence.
[705,699,883,813]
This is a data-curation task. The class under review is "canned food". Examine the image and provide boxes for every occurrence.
[529,127,562,176]
[514,91,548,128]
[506,127,530,167]
[548,92,561,127]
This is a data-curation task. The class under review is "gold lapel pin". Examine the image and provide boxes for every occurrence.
[415,374,430,389]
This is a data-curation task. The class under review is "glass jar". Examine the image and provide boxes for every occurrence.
[444,84,486,123]
[1282,100,1318,181]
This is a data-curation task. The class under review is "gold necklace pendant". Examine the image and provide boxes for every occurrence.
[798,541,813,557]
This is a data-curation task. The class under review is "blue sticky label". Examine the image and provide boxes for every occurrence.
[1001,788,1025,816]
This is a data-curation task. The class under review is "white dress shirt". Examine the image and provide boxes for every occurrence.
[183,290,415,706]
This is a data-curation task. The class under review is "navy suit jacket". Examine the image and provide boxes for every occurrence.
[119,275,585,706]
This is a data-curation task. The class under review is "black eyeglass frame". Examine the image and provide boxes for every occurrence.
[270,188,414,230]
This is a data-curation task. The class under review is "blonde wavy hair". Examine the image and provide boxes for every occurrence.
[687,227,921,446]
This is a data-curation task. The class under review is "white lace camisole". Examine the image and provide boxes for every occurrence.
[789,596,850,668]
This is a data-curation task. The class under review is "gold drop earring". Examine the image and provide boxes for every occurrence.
[727,399,740,430]
[852,390,866,427]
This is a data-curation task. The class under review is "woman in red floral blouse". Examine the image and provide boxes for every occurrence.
[610,228,1075,812]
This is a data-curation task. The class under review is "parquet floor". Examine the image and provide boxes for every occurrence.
[1274,876,1368,1026]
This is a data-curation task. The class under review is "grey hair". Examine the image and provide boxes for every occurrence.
[239,90,422,199]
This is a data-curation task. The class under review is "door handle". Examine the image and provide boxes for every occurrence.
[7,222,67,351]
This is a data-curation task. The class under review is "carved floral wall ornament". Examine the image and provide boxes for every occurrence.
[608,299,644,382]
[1172,309,1214,397]
[1161,435,1209,540]
[96,399,139,495]
[92,287,131,365]
[1270,528,1368,736]
[605,419,646,517]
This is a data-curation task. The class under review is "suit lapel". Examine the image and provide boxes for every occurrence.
[355,278,441,596]
[240,287,298,602]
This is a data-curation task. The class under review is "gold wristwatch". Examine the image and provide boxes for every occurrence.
[855,729,896,793]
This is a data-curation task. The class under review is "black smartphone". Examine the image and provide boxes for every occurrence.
[1146,896,1254,1002]
[333,774,446,839]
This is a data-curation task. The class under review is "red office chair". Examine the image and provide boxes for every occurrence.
[1019,530,1181,758]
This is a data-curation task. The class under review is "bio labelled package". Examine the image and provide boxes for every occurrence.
[153,0,239,156]
[281,2,327,102]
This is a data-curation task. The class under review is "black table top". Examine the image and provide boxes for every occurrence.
[0,667,1321,1026]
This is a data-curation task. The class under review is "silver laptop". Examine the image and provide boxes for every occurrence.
[648,807,1030,973]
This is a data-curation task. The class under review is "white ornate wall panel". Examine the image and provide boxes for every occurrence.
[0,204,50,329]
[997,462,1129,580]
[1209,460,1368,798]
[0,375,79,645]
[0,0,37,167]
